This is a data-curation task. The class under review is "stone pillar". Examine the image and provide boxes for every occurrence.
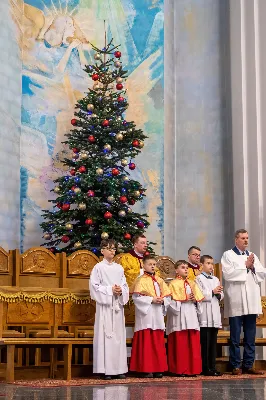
[0,0,21,250]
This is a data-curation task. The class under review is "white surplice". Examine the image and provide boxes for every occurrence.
[221,249,266,318]
[166,283,201,335]
[195,273,223,328]
[89,259,129,375]
[133,281,171,332]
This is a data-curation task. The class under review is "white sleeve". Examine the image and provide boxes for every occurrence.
[132,293,153,315]
[168,299,181,315]
[89,266,113,305]
[195,276,212,302]
[118,273,129,306]
[221,251,248,282]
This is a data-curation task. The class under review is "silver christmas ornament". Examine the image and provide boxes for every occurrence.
[118,210,126,218]
[96,168,103,175]
[78,203,86,210]
[116,77,123,83]
[121,159,128,166]
[114,61,121,68]
[74,188,81,194]
[44,233,52,240]
[107,195,115,203]
[54,186,60,193]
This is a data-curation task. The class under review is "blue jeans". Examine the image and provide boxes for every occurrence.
[229,314,257,369]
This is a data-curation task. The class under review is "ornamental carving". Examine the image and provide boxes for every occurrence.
[21,248,56,274]
[67,251,98,276]
[63,302,95,324]
[7,301,49,323]
[156,256,176,282]
[0,248,9,273]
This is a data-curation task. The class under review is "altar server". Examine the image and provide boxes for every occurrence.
[167,260,204,376]
[89,239,129,379]
[196,255,223,376]
[222,229,266,375]
[129,255,171,378]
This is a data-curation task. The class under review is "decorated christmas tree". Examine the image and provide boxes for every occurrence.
[40,38,154,256]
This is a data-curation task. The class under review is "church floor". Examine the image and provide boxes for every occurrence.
[1,379,266,400]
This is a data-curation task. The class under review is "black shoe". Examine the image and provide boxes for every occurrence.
[142,373,153,378]
[211,369,222,376]
[103,375,112,380]
[201,370,215,376]
[115,374,126,379]
[154,373,163,378]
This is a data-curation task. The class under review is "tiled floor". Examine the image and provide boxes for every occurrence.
[1,379,266,399]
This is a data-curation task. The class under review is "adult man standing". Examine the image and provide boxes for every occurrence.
[221,229,266,375]
[119,234,148,287]
[187,246,202,281]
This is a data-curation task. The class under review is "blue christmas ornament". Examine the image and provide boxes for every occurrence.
[87,111,92,115]
[92,248,98,253]
[75,177,80,183]
[109,132,116,137]
[64,176,70,181]
[121,188,127,193]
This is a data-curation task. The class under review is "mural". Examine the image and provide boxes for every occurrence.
[11,0,164,253]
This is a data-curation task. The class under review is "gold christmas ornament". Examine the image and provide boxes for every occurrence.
[80,152,88,160]
[117,116,122,121]
[128,128,133,133]
[139,141,144,148]
[101,232,109,239]
[74,188,81,194]
[87,104,94,111]
[94,53,101,60]
[118,210,126,218]
[96,168,103,175]
[103,144,111,151]
[78,203,86,210]
[122,176,129,182]
[54,186,60,193]
[44,233,51,240]
[107,195,115,203]
[74,241,82,248]
[133,190,140,198]
[127,207,132,213]
[91,114,97,118]
[115,133,123,141]
[114,61,121,68]
[116,77,123,84]
[65,223,73,230]
[121,159,128,166]
[93,83,100,90]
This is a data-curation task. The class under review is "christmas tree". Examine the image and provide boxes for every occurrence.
[40,39,154,256]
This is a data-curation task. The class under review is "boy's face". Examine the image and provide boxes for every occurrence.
[101,245,116,261]
[143,259,157,274]
[201,258,214,274]
[176,263,188,278]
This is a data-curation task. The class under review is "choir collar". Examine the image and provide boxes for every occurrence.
[144,271,155,277]
[103,258,114,266]
[176,275,187,281]
[232,246,249,256]
[201,271,213,279]
[129,249,144,259]
[188,262,200,270]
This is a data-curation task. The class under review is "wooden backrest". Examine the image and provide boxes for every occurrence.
[155,255,176,281]
[14,247,60,288]
[0,247,14,286]
[60,250,99,290]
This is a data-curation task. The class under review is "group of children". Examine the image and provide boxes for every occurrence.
[89,239,223,380]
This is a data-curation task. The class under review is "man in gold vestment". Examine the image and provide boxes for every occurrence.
[187,246,202,281]
[119,234,148,287]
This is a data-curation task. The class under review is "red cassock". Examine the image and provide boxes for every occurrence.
[130,329,168,373]
[168,330,202,375]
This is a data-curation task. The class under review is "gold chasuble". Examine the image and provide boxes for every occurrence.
[130,273,172,298]
[119,251,144,287]
[169,276,204,302]
[187,263,202,281]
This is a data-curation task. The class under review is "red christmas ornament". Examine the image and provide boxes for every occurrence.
[78,166,86,173]
[72,148,79,153]
[88,135,96,143]
[132,140,140,147]
[62,203,70,212]
[129,162,136,170]
[116,83,123,90]
[128,199,136,205]
[70,169,76,176]
[62,235,70,243]
[92,73,99,81]
[119,196,128,203]
[117,96,124,102]
[112,168,120,176]
[137,221,145,228]
[49,247,56,253]
[144,251,150,256]
[56,202,62,209]
[85,218,93,225]
[124,233,131,240]
[102,120,109,127]
[71,118,77,126]
[71,186,76,191]
[87,190,95,197]
[114,51,122,58]
[104,211,113,219]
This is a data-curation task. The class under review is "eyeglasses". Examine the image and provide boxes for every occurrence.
[102,247,116,252]
[191,253,200,257]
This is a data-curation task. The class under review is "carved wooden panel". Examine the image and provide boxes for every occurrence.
[6,301,51,324]
[21,248,57,275]
[62,302,96,324]
[124,301,135,325]
[156,256,176,282]
[67,251,99,277]
[0,247,9,274]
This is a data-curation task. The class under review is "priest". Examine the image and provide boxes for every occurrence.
[187,246,202,281]
[119,234,148,287]
[221,229,266,375]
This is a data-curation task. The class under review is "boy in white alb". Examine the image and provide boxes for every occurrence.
[196,255,223,376]
[130,255,171,378]
[167,260,204,376]
[89,239,129,380]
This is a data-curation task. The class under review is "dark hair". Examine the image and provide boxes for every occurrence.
[200,255,213,264]
[132,234,146,245]
[174,260,188,270]
[143,254,156,264]
[235,229,248,238]
[188,246,201,255]
[100,239,116,249]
